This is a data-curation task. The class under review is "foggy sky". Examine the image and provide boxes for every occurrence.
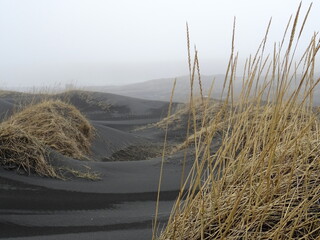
[0,0,319,88]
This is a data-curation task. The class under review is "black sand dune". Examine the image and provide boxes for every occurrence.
[0,90,193,240]
[0,98,14,121]
[86,75,230,102]
[85,74,320,106]
[0,90,178,119]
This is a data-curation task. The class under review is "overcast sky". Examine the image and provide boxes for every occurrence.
[0,0,319,88]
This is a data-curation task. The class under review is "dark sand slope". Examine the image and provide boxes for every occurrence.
[90,123,148,160]
[0,91,192,240]
[0,99,14,121]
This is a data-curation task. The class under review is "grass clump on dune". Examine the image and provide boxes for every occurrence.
[0,100,95,178]
[8,100,94,159]
[156,98,223,132]
[0,124,57,177]
[156,3,320,240]
[161,104,320,239]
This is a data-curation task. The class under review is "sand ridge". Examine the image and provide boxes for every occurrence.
[0,90,193,239]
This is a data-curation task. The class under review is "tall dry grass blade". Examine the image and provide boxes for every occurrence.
[152,79,177,240]
[221,16,236,100]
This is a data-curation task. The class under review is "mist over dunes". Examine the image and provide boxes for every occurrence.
[86,73,320,105]
[1,1,320,239]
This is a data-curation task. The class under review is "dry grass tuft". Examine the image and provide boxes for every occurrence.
[157,3,320,240]
[7,100,94,159]
[156,98,221,131]
[0,124,57,177]
[160,103,320,239]
[57,166,101,181]
[0,100,96,178]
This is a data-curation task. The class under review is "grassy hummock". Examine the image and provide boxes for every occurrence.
[157,4,320,240]
[0,100,95,178]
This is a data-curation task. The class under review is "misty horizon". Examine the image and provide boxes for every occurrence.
[1,0,319,89]
[0,59,230,89]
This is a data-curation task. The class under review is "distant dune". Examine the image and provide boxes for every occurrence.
[86,74,241,102]
[85,73,320,104]
[0,90,193,239]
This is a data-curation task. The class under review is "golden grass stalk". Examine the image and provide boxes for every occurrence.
[153,78,177,240]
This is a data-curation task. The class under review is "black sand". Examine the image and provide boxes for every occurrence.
[0,91,193,239]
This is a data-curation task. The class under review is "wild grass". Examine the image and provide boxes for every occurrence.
[0,100,96,178]
[155,98,222,131]
[57,166,101,181]
[0,123,57,177]
[7,100,94,159]
[156,3,320,240]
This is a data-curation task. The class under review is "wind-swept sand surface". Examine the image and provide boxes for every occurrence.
[0,91,192,240]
